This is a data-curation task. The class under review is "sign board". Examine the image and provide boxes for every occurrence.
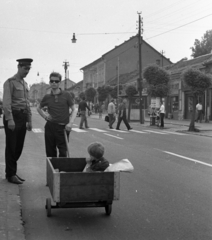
[151,97,160,108]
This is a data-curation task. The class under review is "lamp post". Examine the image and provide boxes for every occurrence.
[137,12,144,124]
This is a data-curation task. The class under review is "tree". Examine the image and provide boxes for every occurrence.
[181,68,212,131]
[85,87,96,102]
[97,86,109,103]
[125,85,138,121]
[79,92,85,100]
[143,64,170,98]
[191,30,212,58]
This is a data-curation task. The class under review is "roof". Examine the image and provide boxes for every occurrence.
[168,53,212,71]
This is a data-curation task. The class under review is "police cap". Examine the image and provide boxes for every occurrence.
[16,58,33,66]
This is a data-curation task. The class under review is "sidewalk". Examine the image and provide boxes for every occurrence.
[0,117,25,240]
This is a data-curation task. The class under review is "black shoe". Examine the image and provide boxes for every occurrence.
[128,128,133,130]
[8,176,23,184]
[79,127,84,129]
[109,126,113,129]
[85,126,89,128]
[16,174,25,181]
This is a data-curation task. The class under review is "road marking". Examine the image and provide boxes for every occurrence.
[143,130,167,135]
[159,130,186,136]
[89,128,108,132]
[32,128,43,133]
[109,129,128,133]
[163,151,212,167]
[130,129,148,134]
[104,133,123,139]
[72,128,87,132]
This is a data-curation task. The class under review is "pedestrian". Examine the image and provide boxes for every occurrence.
[195,102,203,123]
[98,102,103,119]
[159,101,165,128]
[107,98,116,129]
[116,98,133,131]
[83,142,110,172]
[2,58,33,184]
[78,96,90,129]
[37,72,77,157]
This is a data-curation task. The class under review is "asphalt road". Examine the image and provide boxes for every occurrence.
[19,110,212,240]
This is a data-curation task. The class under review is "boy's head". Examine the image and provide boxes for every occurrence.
[87,142,105,160]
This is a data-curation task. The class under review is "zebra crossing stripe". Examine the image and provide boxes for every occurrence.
[32,128,43,133]
[89,128,108,132]
[130,129,148,134]
[72,128,87,132]
[143,130,167,135]
[158,130,186,136]
[109,129,128,133]
[104,133,123,139]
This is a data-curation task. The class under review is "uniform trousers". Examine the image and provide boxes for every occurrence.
[3,110,27,178]
[79,111,89,128]
[45,121,69,157]
[116,114,131,130]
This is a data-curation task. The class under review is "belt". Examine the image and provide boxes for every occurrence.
[12,108,27,113]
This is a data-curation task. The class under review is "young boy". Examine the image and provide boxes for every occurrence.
[83,142,110,172]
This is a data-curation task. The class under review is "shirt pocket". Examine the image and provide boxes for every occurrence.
[13,83,24,99]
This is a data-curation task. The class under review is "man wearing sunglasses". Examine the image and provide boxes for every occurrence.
[37,72,77,157]
[3,58,33,184]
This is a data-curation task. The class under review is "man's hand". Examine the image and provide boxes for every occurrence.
[26,122,32,131]
[65,123,72,132]
[8,119,15,131]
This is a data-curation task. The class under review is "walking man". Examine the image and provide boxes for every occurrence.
[3,58,33,184]
[159,101,165,128]
[107,99,116,129]
[195,102,203,123]
[37,72,77,157]
[116,98,132,131]
[78,96,90,129]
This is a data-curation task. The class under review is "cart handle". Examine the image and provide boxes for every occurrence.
[64,129,70,157]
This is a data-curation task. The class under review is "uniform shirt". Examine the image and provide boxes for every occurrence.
[3,75,31,121]
[107,102,116,114]
[40,89,74,124]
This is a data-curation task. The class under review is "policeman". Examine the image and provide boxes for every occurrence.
[3,58,33,184]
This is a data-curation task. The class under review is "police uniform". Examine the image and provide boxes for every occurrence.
[3,58,33,184]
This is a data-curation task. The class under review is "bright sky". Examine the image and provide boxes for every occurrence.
[0,0,212,92]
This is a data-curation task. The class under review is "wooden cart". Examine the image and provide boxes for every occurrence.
[45,157,120,217]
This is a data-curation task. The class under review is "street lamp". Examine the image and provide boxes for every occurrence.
[71,33,77,43]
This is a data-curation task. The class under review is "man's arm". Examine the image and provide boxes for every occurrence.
[37,104,51,121]
[65,104,77,131]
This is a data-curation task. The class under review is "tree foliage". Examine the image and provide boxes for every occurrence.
[125,85,138,99]
[85,87,96,102]
[182,68,212,96]
[143,64,170,97]
[97,86,108,102]
[190,30,212,58]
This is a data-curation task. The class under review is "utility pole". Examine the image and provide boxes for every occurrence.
[117,57,120,107]
[137,12,144,124]
[63,61,69,90]
[161,50,165,68]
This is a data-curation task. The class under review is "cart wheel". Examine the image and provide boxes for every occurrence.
[46,198,51,217]
[105,204,112,216]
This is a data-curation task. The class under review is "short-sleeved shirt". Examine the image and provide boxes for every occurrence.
[3,75,31,121]
[40,90,74,124]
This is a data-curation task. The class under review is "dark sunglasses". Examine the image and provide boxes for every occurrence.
[50,80,60,83]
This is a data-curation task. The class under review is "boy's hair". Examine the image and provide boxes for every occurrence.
[87,142,105,159]
[49,72,62,81]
